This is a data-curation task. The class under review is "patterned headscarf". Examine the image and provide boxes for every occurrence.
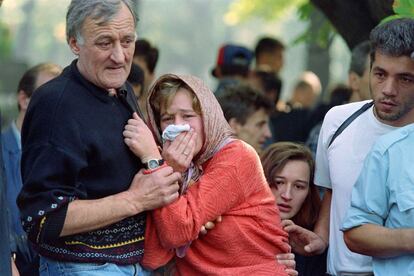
[146,74,234,167]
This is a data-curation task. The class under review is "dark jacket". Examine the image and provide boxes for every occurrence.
[17,60,146,265]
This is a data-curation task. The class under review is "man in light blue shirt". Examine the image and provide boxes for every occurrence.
[342,123,414,275]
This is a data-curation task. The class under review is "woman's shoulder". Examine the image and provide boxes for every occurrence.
[218,139,258,158]
[206,139,260,169]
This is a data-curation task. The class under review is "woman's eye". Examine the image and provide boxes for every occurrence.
[161,117,173,122]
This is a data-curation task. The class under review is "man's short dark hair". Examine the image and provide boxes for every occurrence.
[17,63,61,97]
[218,84,272,125]
[254,37,285,58]
[349,40,371,76]
[370,18,414,65]
[134,39,159,73]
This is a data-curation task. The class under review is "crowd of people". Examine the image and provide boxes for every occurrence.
[1,0,414,275]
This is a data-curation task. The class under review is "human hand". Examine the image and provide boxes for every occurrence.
[162,129,196,172]
[127,166,181,212]
[123,113,161,161]
[11,257,20,276]
[200,216,222,235]
[282,219,327,256]
[276,253,297,276]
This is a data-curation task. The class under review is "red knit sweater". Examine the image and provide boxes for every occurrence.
[142,140,289,275]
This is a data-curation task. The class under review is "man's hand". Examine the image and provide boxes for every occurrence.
[276,253,297,276]
[282,220,327,256]
[123,112,161,161]
[126,166,181,212]
[162,130,196,173]
[11,257,20,276]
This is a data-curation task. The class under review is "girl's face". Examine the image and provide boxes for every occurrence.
[159,88,204,156]
[270,160,310,220]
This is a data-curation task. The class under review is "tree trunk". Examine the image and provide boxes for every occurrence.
[310,0,393,49]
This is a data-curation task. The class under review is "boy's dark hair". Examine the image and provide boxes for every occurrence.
[218,84,272,125]
[349,40,371,76]
[254,37,285,58]
[134,39,159,73]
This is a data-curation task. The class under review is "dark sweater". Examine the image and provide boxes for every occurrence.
[17,60,146,265]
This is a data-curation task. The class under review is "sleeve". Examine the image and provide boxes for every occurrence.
[314,116,332,189]
[141,214,174,270]
[152,142,258,249]
[341,148,389,231]
[17,91,88,244]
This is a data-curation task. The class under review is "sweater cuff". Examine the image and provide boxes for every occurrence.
[39,204,69,243]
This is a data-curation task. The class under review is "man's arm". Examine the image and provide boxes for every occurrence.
[60,167,180,237]
[313,188,331,247]
[344,224,414,258]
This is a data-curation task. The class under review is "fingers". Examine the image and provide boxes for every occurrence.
[204,221,215,230]
[285,269,298,276]
[281,219,294,228]
[200,225,207,235]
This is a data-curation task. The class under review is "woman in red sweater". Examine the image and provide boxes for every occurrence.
[124,74,290,275]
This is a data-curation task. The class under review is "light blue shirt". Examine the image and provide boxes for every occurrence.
[342,123,414,276]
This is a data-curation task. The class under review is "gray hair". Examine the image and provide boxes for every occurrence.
[349,40,370,76]
[66,0,137,44]
[370,18,414,64]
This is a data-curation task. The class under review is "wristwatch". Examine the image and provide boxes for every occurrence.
[144,159,164,170]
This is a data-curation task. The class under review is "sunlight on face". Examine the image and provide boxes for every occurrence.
[270,160,310,220]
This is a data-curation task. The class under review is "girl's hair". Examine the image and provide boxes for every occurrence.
[261,142,321,230]
[149,77,201,126]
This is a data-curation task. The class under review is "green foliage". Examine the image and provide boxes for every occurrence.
[381,0,414,23]
[226,0,336,48]
[225,0,307,24]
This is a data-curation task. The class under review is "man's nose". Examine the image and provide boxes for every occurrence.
[110,42,125,63]
[382,78,398,97]
[263,123,272,139]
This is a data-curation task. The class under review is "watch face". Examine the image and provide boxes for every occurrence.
[147,159,160,169]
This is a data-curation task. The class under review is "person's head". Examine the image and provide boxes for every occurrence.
[127,62,145,99]
[328,84,352,107]
[66,0,137,90]
[249,69,282,105]
[211,44,253,79]
[133,39,159,92]
[254,37,285,74]
[349,40,371,101]
[148,74,234,165]
[261,142,320,229]
[369,18,414,127]
[17,63,62,112]
[218,84,272,153]
[290,71,322,109]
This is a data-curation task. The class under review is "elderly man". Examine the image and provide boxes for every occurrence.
[17,1,180,275]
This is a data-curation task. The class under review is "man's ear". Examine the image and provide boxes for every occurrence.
[228,117,241,134]
[68,37,81,55]
[17,90,30,111]
[348,72,361,92]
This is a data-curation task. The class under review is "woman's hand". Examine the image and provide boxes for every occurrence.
[276,253,297,276]
[162,129,196,173]
[282,219,327,256]
[123,113,161,161]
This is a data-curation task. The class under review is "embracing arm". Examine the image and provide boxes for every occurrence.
[61,168,180,236]
[344,224,414,258]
